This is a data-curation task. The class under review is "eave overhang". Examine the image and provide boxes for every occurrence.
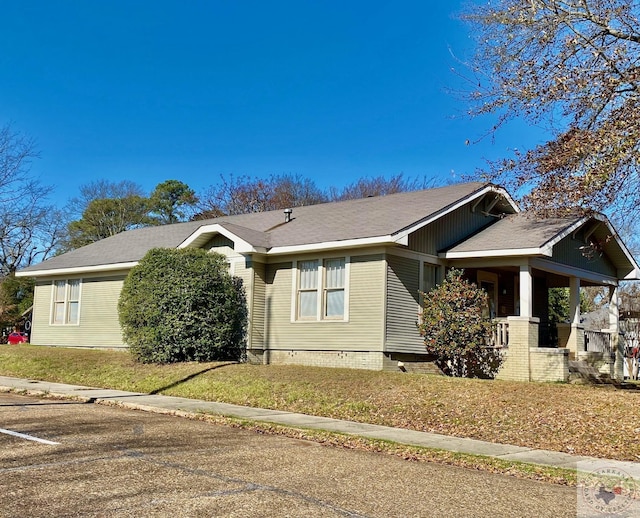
[15,262,139,278]
[442,247,552,260]
[266,234,405,256]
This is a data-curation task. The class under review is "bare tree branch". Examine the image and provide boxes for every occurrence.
[0,123,59,275]
[461,0,640,224]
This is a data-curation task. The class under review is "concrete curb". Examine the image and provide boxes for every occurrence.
[2,375,639,481]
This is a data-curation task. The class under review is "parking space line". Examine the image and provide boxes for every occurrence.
[0,428,59,445]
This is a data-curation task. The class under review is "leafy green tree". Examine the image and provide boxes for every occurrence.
[462,0,640,220]
[62,179,198,250]
[548,288,570,325]
[67,179,146,217]
[118,248,247,363]
[61,179,151,251]
[548,287,603,324]
[148,179,198,224]
[66,196,150,249]
[418,269,501,378]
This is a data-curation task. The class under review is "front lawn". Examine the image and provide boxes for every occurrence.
[1,345,638,462]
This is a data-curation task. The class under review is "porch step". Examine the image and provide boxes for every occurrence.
[399,361,444,375]
[568,360,615,385]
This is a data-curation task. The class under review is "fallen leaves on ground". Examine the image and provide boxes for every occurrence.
[1,346,638,462]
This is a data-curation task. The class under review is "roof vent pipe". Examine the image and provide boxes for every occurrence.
[284,208,293,223]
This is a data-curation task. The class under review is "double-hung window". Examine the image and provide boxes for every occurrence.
[324,258,345,318]
[296,258,347,321]
[298,260,319,319]
[52,279,81,325]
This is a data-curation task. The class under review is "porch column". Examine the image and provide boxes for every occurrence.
[569,277,580,325]
[496,316,538,381]
[560,276,584,360]
[519,264,533,318]
[610,286,623,380]
[496,264,537,382]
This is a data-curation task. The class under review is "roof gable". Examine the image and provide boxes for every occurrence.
[444,212,640,280]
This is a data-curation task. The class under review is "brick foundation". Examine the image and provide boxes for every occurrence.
[496,316,538,381]
[247,349,387,370]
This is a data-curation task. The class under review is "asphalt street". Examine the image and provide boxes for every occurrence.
[0,392,578,517]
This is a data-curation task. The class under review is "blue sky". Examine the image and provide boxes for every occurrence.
[1,1,545,209]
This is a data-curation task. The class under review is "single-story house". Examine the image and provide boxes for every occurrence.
[17,182,640,382]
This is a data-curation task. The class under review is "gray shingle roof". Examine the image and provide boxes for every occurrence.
[445,213,581,254]
[20,182,495,274]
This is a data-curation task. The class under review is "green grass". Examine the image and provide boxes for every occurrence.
[1,344,639,469]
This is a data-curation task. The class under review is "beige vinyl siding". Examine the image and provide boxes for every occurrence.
[250,261,266,349]
[264,254,385,352]
[205,235,239,258]
[231,256,253,290]
[385,254,424,353]
[31,273,127,348]
[230,256,257,352]
[408,202,496,255]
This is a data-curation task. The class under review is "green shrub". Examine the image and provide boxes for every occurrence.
[118,248,247,363]
[418,268,502,378]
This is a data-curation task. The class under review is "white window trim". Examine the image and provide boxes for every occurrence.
[291,257,350,323]
[50,279,82,326]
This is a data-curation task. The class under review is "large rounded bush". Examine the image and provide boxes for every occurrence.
[118,248,247,363]
[418,268,501,378]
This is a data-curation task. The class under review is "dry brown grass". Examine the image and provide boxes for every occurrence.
[1,345,638,462]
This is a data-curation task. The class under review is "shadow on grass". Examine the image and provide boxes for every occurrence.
[148,362,237,395]
[615,381,640,390]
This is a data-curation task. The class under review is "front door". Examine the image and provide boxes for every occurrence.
[478,271,498,319]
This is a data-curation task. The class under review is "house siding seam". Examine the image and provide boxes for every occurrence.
[384,254,424,354]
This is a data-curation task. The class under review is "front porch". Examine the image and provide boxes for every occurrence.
[442,212,639,382]
[491,320,621,383]
[467,264,624,383]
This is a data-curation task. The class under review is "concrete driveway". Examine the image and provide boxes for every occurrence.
[0,393,577,517]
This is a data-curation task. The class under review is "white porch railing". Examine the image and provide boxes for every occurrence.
[584,330,613,354]
[492,318,509,348]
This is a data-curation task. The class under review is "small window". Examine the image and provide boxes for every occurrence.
[51,279,81,325]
